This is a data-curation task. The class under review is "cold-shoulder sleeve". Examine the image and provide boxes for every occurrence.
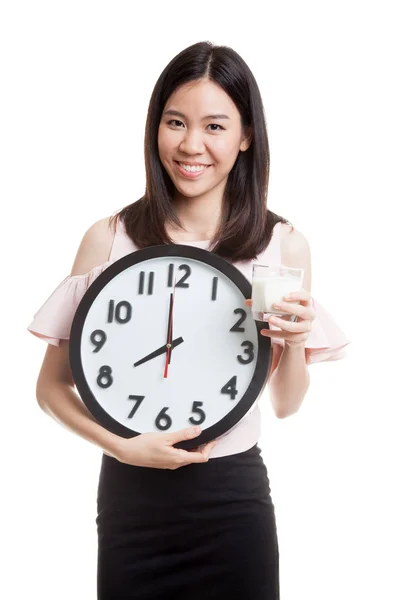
[27,260,114,347]
[269,296,351,365]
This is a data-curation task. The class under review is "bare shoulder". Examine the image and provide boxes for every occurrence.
[280,223,310,261]
[70,216,115,277]
[36,215,117,392]
[280,223,312,292]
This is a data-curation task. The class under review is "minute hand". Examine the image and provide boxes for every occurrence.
[133,337,184,368]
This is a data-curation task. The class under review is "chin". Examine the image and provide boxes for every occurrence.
[176,188,209,199]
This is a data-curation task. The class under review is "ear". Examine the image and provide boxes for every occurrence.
[239,126,253,152]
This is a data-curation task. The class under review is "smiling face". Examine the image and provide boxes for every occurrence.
[157,78,252,205]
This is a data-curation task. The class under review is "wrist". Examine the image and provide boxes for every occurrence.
[103,432,130,462]
[284,340,306,351]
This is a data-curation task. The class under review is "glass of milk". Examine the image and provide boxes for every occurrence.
[251,264,304,322]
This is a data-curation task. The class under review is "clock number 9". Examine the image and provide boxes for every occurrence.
[90,329,107,352]
[97,365,113,389]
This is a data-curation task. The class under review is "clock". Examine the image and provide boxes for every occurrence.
[69,244,272,450]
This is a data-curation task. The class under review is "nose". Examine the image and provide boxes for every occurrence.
[179,128,206,155]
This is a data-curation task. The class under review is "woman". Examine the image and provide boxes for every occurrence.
[28,41,350,599]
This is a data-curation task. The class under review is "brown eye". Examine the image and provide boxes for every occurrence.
[167,119,184,127]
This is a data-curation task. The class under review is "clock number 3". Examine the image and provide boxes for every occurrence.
[237,341,254,364]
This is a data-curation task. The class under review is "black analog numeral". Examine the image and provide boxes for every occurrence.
[221,376,238,400]
[127,395,145,419]
[230,308,247,332]
[155,407,172,431]
[167,264,174,287]
[167,263,191,288]
[139,271,155,295]
[97,365,113,389]
[237,341,255,365]
[107,299,132,323]
[90,329,106,352]
[211,277,218,301]
[188,401,206,425]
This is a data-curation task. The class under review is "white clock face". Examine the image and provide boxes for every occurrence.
[78,254,262,435]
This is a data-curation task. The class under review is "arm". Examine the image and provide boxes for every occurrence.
[268,343,310,418]
[36,340,124,459]
[268,226,312,418]
[35,217,124,459]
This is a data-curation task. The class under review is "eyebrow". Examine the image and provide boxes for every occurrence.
[163,109,230,120]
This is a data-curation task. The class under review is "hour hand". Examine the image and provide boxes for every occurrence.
[133,337,184,367]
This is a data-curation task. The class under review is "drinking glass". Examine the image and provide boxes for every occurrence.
[251,264,304,322]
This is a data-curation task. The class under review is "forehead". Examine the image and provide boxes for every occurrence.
[163,79,239,120]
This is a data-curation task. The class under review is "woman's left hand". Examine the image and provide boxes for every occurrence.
[245,289,316,348]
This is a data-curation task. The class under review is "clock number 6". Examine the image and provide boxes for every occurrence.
[155,407,173,431]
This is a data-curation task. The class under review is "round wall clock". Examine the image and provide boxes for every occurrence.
[69,244,272,450]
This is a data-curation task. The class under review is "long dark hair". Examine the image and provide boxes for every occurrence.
[109,41,292,261]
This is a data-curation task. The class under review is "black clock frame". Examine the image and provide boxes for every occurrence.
[69,244,272,450]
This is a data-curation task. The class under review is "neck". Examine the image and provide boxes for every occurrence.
[171,188,224,239]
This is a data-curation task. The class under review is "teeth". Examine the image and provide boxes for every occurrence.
[179,163,208,173]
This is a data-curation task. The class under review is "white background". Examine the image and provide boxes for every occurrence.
[2,1,399,598]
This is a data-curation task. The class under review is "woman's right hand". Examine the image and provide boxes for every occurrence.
[115,425,217,469]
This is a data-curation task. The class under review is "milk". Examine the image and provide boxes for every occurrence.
[251,268,303,321]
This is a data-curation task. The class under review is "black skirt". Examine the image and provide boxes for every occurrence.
[96,444,280,600]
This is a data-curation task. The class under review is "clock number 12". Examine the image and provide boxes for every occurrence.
[167,263,191,288]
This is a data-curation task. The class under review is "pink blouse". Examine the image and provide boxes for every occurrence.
[27,218,351,458]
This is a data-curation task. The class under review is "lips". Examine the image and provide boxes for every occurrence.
[174,161,211,167]
[174,161,212,179]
